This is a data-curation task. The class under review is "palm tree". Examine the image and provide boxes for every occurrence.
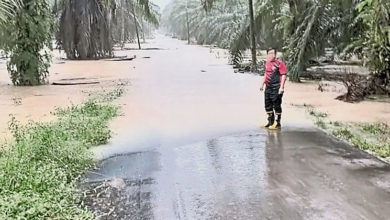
[56,0,160,60]
[56,0,114,59]
[351,0,390,75]
[164,0,388,85]
[248,0,256,71]
[131,0,141,49]
[162,0,247,47]
[0,0,21,25]
[113,0,159,48]
[163,0,277,68]
[2,0,53,85]
[228,0,363,81]
[0,0,21,49]
[201,0,257,70]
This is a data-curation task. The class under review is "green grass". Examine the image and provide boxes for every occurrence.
[315,118,327,129]
[332,123,390,159]
[332,127,354,140]
[304,106,328,129]
[0,88,123,219]
[303,104,390,160]
[308,108,328,118]
[361,122,390,136]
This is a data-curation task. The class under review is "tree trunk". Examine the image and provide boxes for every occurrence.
[120,0,125,49]
[186,0,190,44]
[53,0,58,14]
[248,0,257,72]
[290,5,320,82]
[141,20,146,43]
[287,0,298,36]
[131,0,141,50]
[287,0,298,13]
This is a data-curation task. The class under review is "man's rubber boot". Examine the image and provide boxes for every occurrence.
[261,112,274,128]
[269,113,281,130]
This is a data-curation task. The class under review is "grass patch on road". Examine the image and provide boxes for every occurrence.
[0,87,124,219]
[299,103,390,161]
[332,122,390,159]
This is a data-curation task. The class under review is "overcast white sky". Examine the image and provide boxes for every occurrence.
[153,0,172,11]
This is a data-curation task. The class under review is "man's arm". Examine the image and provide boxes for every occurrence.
[279,61,287,94]
[260,76,265,91]
[279,75,286,94]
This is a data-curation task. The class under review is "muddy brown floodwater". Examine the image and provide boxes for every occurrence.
[79,35,390,220]
[0,34,389,219]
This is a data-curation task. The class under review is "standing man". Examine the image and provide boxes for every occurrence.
[259,48,287,129]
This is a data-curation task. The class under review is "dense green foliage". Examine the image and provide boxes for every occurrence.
[56,0,114,59]
[0,0,21,25]
[162,0,390,83]
[0,89,122,219]
[0,0,160,84]
[353,0,390,75]
[2,0,53,86]
[162,0,247,48]
[56,0,160,59]
[0,0,21,49]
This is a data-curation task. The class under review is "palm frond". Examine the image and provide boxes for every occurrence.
[0,0,21,25]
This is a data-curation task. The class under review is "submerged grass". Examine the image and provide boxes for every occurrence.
[0,87,124,219]
[306,105,328,129]
[301,103,390,161]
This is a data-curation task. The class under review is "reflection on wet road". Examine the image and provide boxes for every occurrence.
[83,128,390,219]
[82,35,390,220]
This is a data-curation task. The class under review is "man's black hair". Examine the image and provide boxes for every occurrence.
[267,47,277,54]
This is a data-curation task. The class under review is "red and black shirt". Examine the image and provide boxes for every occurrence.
[264,59,287,89]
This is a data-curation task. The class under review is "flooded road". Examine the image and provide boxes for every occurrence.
[84,128,390,219]
[83,35,390,219]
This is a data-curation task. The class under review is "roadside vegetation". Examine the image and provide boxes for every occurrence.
[0,87,124,219]
[299,103,390,161]
[0,0,160,85]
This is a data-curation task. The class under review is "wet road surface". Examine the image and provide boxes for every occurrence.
[83,128,390,220]
[82,36,390,219]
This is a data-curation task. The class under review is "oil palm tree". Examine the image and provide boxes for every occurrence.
[185,0,363,81]
[351,0,390,75]
[0,1,21,49]
[112,0,160,49]
[2,0,53,85]
[56,0,114,59]
[0,0,21,25]
[162,0,247,47]
[56,0,159,60]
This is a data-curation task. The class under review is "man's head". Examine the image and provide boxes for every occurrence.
[266,47,277,61]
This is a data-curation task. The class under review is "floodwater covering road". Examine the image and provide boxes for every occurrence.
[82,35,390,220]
